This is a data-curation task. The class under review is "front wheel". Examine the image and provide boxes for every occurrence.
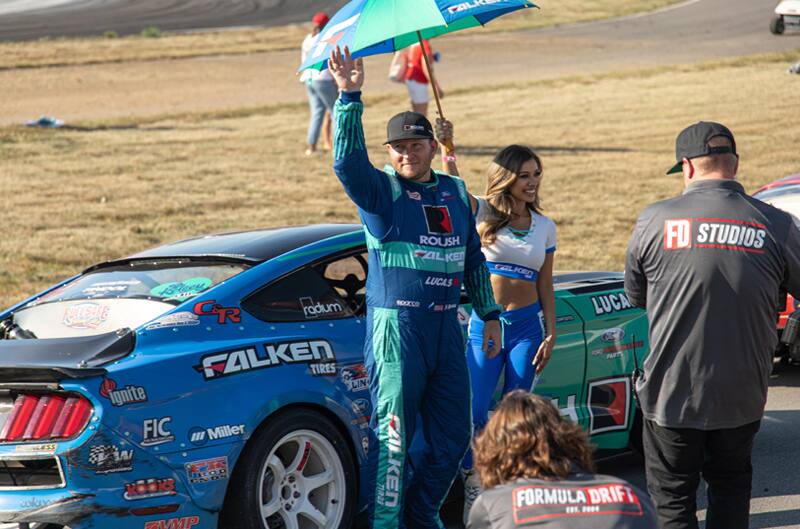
[770,16,785,35]
[220,409,357,529]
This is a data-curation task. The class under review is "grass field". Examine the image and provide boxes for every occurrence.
[0,0,681,70]
[1,48,798,309]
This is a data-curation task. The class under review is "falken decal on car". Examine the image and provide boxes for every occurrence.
[195,340,336,380]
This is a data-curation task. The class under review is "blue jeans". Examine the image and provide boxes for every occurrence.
[305,79,338,146]
[463,301,544,469]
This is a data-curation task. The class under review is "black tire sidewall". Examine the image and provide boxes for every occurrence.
[221,409,357,529]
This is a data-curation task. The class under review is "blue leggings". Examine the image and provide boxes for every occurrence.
[463,301,544,469]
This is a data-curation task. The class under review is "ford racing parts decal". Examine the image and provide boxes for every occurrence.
[100,378,147,407]
[192,300,241,324]
[590,293,634,316]
[124,478,176,500]
[142,417,174,447]
[185,456,228,484]
[194,340,336,380]
[601,328,625,343]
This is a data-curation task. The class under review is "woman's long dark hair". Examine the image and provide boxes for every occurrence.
[478,145,542,247]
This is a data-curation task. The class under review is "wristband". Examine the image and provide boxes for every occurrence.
[443,153,457,163]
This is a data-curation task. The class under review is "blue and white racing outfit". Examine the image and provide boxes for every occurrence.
[332,91,501,529]
[464,197,556,469]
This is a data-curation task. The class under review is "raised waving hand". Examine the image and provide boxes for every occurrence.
[329,46,364,93]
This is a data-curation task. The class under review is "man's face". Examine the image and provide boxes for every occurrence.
[386,138,437,181]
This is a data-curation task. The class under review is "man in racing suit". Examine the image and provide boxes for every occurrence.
[624,121,800,529]
[328,46,502,529]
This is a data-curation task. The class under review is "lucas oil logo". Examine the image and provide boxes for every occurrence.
[590,293,634,316]
[195,340,335,380]
[424,276,458,287]
[300,297,345,319]
[664,218,767,252]
[377,414,402,508]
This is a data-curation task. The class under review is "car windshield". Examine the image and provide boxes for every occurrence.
[754,184,800,202]
[31,260,248,306]
[11,260,249,339]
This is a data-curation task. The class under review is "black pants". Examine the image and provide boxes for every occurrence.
[643,419,760,529]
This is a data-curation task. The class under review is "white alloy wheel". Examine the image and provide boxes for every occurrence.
[257,429,347,529]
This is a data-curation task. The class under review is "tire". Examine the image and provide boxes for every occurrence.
[220,409,357,529]
[770,16,785,35]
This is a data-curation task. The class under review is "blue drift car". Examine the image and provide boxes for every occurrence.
[0,225,648,529]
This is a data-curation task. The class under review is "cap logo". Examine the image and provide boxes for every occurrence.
[403,125,426,132]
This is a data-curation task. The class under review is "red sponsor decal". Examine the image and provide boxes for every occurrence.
[193,300,241,324]
[664,219,692,250]
[144,516,200,529]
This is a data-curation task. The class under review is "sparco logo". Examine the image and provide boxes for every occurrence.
[377,414,402,508]
[591,293,634,316]
[300,297,344,319]
[448,0,503,14]
[189,424,245,446]
[100,378,147,407]
[195,340,335,380]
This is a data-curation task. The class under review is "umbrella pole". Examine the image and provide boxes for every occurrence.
[416,31,453,154]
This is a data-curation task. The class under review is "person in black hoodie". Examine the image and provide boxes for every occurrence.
[467,391,657,529]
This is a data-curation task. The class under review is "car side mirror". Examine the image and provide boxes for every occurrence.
[781,309,800,346]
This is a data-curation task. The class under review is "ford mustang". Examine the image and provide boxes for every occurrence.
[0,224,649,529]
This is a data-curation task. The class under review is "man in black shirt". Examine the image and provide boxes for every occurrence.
[624,121,800,529]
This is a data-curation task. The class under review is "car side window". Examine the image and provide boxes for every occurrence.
[315,252,368,317]
[242,267,354,323]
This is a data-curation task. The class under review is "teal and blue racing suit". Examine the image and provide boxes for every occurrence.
[333,91,500,529]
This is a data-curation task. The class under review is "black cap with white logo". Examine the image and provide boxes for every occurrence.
[667,121,737,175]
[384,111,435,144]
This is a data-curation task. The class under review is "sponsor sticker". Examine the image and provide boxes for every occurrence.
[300,297,345,319]
[351,398,371,415]
[185,456,228,484]
[15,443,57,454]
[145,311,200,331]
[376,414,402,507]
[188,424,245,446]
[142,418,174,447]
[590,293,634,316]
[88,444,133,474]
[100,378,147,407]
[341,364,369,392]
[151,278,212,301]
[62,302,110,329]
[601,328,625,343]
[193,300,241,324]
[144,517,200,529]
[124,478,176,500]
[587,377,631,434]
[81,279,141,296]
[406,190,421,201]
[308,362,337,376]
[195,340,335,380]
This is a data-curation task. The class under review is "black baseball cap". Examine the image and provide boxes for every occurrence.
[666,121,737,175]
[384,111,435,145]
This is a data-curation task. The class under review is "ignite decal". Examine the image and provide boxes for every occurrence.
[100,378,147,407]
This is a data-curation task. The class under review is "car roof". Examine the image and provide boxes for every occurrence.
[753,173,800,195]
[113,224,363,265]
